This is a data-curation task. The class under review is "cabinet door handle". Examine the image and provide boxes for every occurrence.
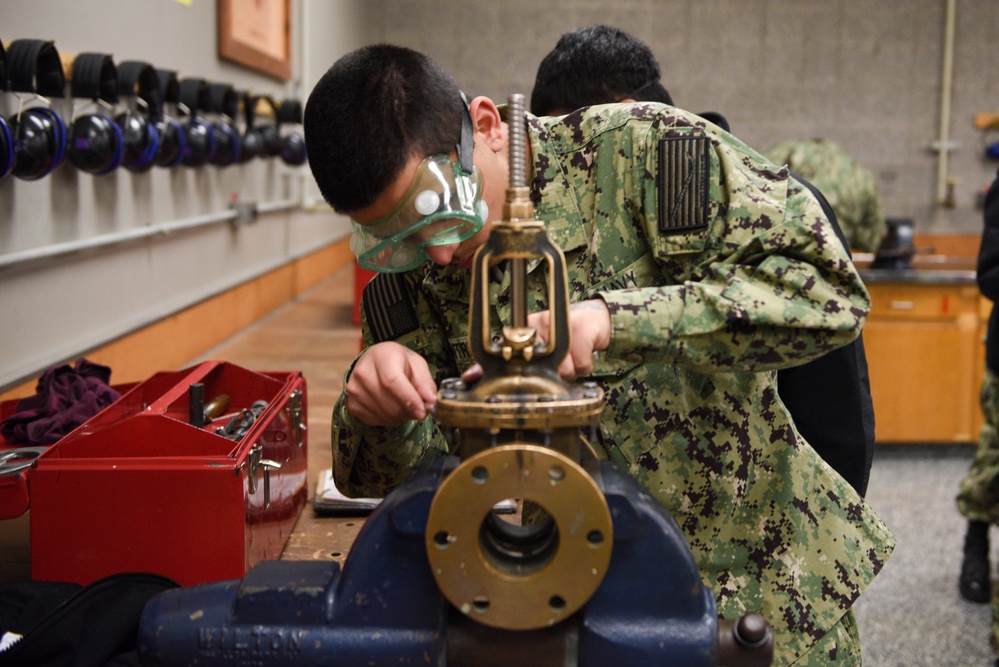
[888,300,915,310]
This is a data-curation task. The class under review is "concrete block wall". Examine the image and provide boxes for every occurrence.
[360,0,999,237]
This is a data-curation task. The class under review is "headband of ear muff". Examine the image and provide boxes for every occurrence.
[178,77,216,167]
[0,40,13,179]
[152,68,185,168]
[7,39,65,97]
[206,82,240,167]
[115,61,162,172]
[276,98,307,167]
[68,52,124,175]
[6,39,68,180]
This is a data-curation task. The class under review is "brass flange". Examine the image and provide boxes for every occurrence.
[425,444,613,630]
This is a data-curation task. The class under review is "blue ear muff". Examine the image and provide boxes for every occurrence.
[281,131,307,166]
[68,112,124,175]
[181,117,216,167]
[0,116,16,179]
[67,52,123,176]
[275,98,307,166]
[38,107,67,168]
[6,40,68,178]
[116,111,160,172]
[154,117,185,167]
[9,106,66,180]
[209,122,240,167]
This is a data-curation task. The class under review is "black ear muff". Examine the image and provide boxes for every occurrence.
[152,69,185,168]
[277,98,307,166]
[0,116,12,180]
[281,132,307,166]
[178,78,215,167]
[8,107,65,180]
[238,92,264,163]
[207,83,240,167]
[210,122,239,166]
[256,97,282,157]
[67,53,123,175]
[0,39,13,179]
[115,61,162,173]
[6,39,68,180]
[181,117,215,167]
[115,110,159,171]
[68,112,123,175]
[154,117,185,167]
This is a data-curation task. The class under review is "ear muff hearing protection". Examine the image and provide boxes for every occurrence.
[152,69,185,168]
[206,83,240,167]
[238,92,264,163]
[6,39,68,180]
[67,52,124,175]
[255,96,283,157]
[276,98,307,166]
[177,78,216,167]
[0,40,13,180]
[8,107,66,180]
[115,61,161,173]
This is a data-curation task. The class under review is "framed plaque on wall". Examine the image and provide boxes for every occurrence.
[218,0,291,81]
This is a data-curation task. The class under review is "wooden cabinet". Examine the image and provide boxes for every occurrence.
[863,281,982,443]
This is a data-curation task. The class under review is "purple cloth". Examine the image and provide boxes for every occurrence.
[0,359,121,446]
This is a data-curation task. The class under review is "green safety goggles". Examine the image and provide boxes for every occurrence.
[349,154,487,272]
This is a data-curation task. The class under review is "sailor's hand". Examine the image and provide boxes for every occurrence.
[345,342,437,426]
[528,299,611,380]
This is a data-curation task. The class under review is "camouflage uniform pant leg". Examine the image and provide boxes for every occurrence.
[958,369,999,523]
[992,588,999,653]
[789,609,862,666]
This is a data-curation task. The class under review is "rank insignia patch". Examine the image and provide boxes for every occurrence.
[657,136,710,233]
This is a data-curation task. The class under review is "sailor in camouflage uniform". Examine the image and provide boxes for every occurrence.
[764,139,886,254]
[304,44,895,666]
[956,168,999,650]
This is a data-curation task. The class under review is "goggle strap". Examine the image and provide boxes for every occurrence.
[457,96,474,175]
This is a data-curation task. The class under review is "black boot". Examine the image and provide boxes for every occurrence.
[960,520,991,603]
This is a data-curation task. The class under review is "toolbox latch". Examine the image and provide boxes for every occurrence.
[248,443,283,508]
[290,390,306,447]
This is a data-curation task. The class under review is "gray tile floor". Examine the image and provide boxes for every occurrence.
[854,444,995,667]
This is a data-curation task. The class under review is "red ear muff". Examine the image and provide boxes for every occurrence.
[9,107,65,180]
[67,53,123,175]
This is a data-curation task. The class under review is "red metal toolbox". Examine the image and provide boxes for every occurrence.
[23,361,308,586]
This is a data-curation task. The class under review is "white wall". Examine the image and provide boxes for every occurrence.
[0,0,368,391]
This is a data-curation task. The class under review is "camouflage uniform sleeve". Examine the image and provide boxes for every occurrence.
[599,125,870,373]
[330,271,454,498]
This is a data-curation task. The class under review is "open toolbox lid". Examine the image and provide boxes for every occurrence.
[0,361,302,520]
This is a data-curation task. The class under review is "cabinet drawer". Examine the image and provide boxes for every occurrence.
[868,284,977,321]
